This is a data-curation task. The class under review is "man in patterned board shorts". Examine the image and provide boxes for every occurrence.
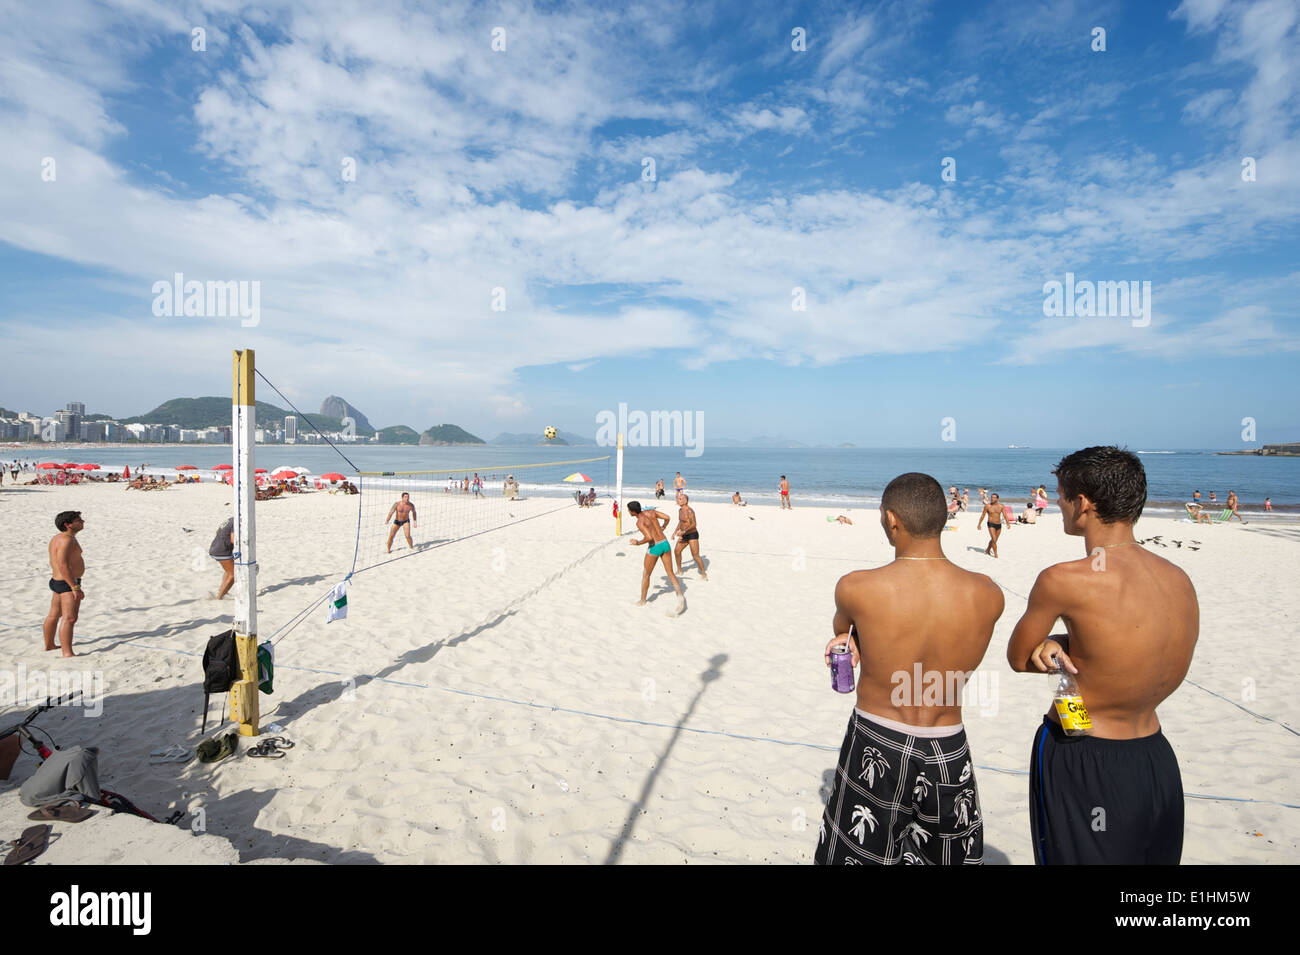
[815,472,1005,865]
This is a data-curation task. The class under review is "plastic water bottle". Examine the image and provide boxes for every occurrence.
[1051,656,1092,736]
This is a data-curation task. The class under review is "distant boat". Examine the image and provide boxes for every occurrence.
[1008,444,1030,449]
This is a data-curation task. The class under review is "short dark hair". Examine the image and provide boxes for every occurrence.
[401,492,409,498]
[627,500,642,515]
[55,511,81,531]
[1053,446,1146,524]
[881,473,947,539]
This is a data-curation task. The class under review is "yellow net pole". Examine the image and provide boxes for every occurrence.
[230,350,259,736]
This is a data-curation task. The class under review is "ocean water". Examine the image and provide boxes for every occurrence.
[8,445,1297,515]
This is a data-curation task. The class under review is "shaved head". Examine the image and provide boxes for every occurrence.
[881,473,947,539]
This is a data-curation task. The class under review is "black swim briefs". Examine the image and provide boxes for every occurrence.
[49,577,82,595]
[682,530,699,542]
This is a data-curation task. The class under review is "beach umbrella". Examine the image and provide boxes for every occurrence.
[213,464,233,471]
[62,463,78,469]
[37,462,60,469]
[75,464,99,470]
[271,470,297,479]
[254,468,268,473]
[176,465,197,470]
[321,472,346,482]
[563,472,592,483]
[123,466,130,479]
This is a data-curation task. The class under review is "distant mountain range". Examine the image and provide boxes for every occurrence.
[490,429,590,446]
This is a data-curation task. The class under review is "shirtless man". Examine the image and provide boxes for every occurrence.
[976,493,1006,557]
[627,501,684,616]
[44,511,86,657]
[673,472,685,493]
[1226,489,1246,523]
[672,493,708,580]
[779,475,791,509]
[385,493,417,552]
[816,473,1005,865]
[1007,446,1198,864]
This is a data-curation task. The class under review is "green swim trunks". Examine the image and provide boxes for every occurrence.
[648,539,671,556]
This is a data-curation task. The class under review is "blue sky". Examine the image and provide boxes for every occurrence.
[1,0,1297,447]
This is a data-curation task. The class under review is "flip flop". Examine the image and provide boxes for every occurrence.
[27,800,94,823]
[246,737,293,759]
[4,824,51,865]
[149,745,193,764]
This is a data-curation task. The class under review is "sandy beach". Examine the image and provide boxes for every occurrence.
[1,479,1296,864]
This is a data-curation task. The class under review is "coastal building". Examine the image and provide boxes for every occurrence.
[285,415,297,444]
[54,408,82,441]
[67,402,85,415]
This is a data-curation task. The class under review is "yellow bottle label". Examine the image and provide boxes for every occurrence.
[1054,695,1092,731]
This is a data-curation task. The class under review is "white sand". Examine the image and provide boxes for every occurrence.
[0,480,1296,864]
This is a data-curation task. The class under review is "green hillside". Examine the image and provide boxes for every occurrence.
[122,397,374,434]
[419,424,485,445]
[378,425,420,445]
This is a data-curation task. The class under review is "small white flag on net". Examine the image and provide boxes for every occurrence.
[326,581,349,623]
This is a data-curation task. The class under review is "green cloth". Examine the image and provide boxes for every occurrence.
[257,642,274,694]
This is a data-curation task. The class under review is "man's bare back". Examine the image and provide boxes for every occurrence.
[1009,545,1198,738]
[834,561,1004,726]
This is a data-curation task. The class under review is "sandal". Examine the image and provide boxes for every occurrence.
[4,824,51,865]
[27,800,94,823]
[149,745,193,764]
[246,737,293,759]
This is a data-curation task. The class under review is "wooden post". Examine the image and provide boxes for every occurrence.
[230,350,259,736]
[615,432,623,537]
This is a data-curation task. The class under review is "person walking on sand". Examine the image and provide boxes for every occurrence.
[961,488,970,511]
[1008,446,1198,864]
[208,516,235,599]
[44,511,86,657]
[385,492,417,552]
[780,475,791,509]
[816,473,1005,865]
[655,478,665,500]
[673,472,685,493]
[627,501,685,616]
[1226,490,1246,523]
[672,493,708,580]
[977,493,1006,557]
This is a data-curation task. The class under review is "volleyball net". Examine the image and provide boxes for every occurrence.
[347,457,613,577]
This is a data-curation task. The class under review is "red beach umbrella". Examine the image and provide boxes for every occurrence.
[271,470,297,479]
[213,464,233,471]
[321,472,346,482]
[254,468,268,473]
[176,465,197,470]
[37,462,60,469]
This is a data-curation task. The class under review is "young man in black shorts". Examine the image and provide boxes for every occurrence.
[1007,446,1198,864]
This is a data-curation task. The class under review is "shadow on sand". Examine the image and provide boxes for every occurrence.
[603,653,727,864]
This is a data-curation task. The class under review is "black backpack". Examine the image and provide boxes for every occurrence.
[201,630,238,732]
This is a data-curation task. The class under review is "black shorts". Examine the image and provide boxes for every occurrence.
[681,530,699,542]
[393,518,409,526]
[987,522,1001,530]
[1029,716,1183,864]
[49,577,82,595]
